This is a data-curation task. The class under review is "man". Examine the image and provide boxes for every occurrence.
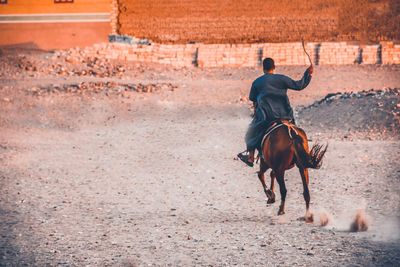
[238,58,313,167]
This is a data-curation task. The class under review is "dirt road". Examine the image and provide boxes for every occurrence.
[0,50,399,266]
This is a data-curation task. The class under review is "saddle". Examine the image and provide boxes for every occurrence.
[259,120,298,153]
[238,119,298,166]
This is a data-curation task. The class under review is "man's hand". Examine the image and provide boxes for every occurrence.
[307,66,314,75]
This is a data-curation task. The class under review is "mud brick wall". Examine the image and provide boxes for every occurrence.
[116,0,338,44]
[114,1,400,44]
[110,0,119,34]
[79,41,400,67]
[117,16,338,44]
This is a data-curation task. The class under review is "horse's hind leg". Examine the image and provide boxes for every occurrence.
[268,170,276,204]
[275,170,287,215]
[257,161,275,204]
[299,167,314,223]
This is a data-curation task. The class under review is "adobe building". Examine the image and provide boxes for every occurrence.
[0,0,112,50]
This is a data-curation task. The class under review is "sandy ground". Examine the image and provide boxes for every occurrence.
[0,50,400,266]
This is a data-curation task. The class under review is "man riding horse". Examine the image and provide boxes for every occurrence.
[238,58,313,167]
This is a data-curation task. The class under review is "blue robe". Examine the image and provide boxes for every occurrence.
[245,70,312,151]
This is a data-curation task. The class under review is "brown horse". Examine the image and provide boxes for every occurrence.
[257,120,327,222]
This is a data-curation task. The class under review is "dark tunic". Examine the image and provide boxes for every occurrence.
[245,70,312,151]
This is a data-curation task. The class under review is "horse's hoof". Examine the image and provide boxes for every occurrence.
[266,190,275,203]
[306,213,314,223]
[267,198,275,204]
[277,210,285,216]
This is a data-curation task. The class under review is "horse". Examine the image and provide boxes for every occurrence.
[257,120,327,222]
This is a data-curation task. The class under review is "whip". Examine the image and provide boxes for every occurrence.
[301,38,313,67]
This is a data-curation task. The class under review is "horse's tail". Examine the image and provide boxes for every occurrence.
[290,128,327,169]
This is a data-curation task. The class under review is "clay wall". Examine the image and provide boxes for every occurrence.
[0,0,110,14]
[0,0,112,50]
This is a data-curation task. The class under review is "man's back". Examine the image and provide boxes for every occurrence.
[249,71,312,122]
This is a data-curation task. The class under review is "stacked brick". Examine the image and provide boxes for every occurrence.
[79,41,400,67]
[318,42,360,65]
[82,43,197,67]
[197,44,259,68]
[262,43,316,66]
[154,44,198,67]
[381,42,400,65]
[362,45,380,64]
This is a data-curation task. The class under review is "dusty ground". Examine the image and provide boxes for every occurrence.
[0,49,399,266]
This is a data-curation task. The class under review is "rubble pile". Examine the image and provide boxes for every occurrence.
[304,87,399,109]
[45,57,126,78]
[298,87,400,139]
[15,57,37,72]
[0,52,129,79]
[0,55,39,77]
[52,47,87,63]
[26,82,178,97]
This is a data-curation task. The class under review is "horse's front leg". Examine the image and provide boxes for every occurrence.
[257,161,274,203]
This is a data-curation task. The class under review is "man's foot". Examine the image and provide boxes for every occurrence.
[237,153,254,167]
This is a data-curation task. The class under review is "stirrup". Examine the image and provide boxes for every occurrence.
[237,152,254,167]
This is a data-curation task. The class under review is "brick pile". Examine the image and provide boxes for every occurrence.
[72,40,399,68]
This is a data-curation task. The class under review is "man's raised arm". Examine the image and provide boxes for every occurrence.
[284,67,313,91]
